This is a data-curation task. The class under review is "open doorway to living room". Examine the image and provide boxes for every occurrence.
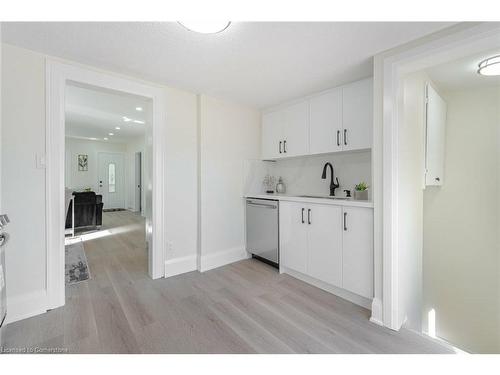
[64,82,151,291]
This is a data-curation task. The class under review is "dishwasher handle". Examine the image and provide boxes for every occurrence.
[247,202,277,209]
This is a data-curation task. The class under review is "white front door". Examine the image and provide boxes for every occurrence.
[97,152,125,209]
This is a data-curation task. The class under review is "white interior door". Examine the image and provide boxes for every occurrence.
[98,152,125,209]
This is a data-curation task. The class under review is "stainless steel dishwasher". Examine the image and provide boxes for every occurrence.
[245,198,279,268]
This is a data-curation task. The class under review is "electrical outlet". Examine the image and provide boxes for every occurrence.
[167,241,173,253]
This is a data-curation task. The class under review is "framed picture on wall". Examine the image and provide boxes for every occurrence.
[78,154,88,171]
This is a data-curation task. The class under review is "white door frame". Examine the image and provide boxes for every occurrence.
[378,22,500,330]
[46,59,167,310]
[97,151,126,209]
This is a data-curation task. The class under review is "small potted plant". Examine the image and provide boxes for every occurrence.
[354,182,369,201]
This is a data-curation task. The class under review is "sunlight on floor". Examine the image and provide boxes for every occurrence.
[65,223,139,245]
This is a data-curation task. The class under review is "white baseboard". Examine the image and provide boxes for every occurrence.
[281,266,372,310]
[5,290,48,325]
[199,246,250,272]
[369,297,384,326]
[164,255,197,278]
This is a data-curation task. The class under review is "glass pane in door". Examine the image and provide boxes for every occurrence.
[108,163,116,193]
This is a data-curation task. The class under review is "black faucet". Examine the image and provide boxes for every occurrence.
[321,162,340,196]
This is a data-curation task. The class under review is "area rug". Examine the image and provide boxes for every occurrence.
[65,241,91,285]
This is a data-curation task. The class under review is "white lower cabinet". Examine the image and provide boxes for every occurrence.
[279,201,307,273]
[342,206,374,299]
[306,204,342,288]
[280,201,373,299]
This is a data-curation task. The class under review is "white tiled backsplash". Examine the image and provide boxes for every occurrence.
[243,151,372,200]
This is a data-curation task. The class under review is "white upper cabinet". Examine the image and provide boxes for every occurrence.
[425,83,447,186]
[307,203,343,288]
[261,100,309,159]
[283,101,310,157]
[342,206,373,299]
[261,78,373,159]
[342,78,373,152]
[309,88,343,154]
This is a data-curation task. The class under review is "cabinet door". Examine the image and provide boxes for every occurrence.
[425,83,446,186]
[342,207,373,298]
[282,100,309,157]
[307,204,343,287]
[279,201,307,274]
[309,89,343,154]
[261,110,283,159]
[342,78,373,151]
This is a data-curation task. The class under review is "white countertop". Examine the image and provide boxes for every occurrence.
[244,193,374,208]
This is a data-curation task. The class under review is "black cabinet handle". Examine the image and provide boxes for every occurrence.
[308,209,311,225]
[344,212,347,231]
[337,130,340,146]
[301,208,305,224]
[344,129,347,146]
[283,140,287,153]
[279,141,282,154]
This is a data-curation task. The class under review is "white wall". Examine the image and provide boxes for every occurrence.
[1,44,47,314]
[164,87,198,262]
[199,95,260,269]
[422,86,500,353]
[65,137,127,192]
[397,71,429,331]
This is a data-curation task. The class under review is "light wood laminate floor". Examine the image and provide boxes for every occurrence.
[3,211,454,354]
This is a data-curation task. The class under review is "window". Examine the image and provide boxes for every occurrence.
[108,163,116,193]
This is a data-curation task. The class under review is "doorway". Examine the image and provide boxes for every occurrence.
[46,60,167,311]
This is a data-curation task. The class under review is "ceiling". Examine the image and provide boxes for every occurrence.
[426,48,500,91]
[1,22,455,108]
[65,83,151,143]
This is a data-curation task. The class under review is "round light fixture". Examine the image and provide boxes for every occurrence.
[178,21,231,34]
[104,137,109,141]
[115,126,121,130]
[477,55,500,76]
[135,107,143,112]
[108,133,114,136]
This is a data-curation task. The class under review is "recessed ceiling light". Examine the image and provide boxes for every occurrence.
[123,116,132,122]
[178,21,231,34]
[115,126,121,130]
[104,137,108,140]
[109,133,114,136]
[90,137,97,140]
[477,55,500,76]
[136,107,143,112]
[133,120,145,124]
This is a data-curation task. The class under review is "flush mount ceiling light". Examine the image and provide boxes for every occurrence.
[108,133,114,136]
[178,21,231,34]
[477,55,500,76]
[115,126,121,130]
[123,116,132,122]
[104,137,109,141]
[135,107,143,112]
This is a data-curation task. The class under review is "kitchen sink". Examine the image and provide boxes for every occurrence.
[298,195,349,200]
